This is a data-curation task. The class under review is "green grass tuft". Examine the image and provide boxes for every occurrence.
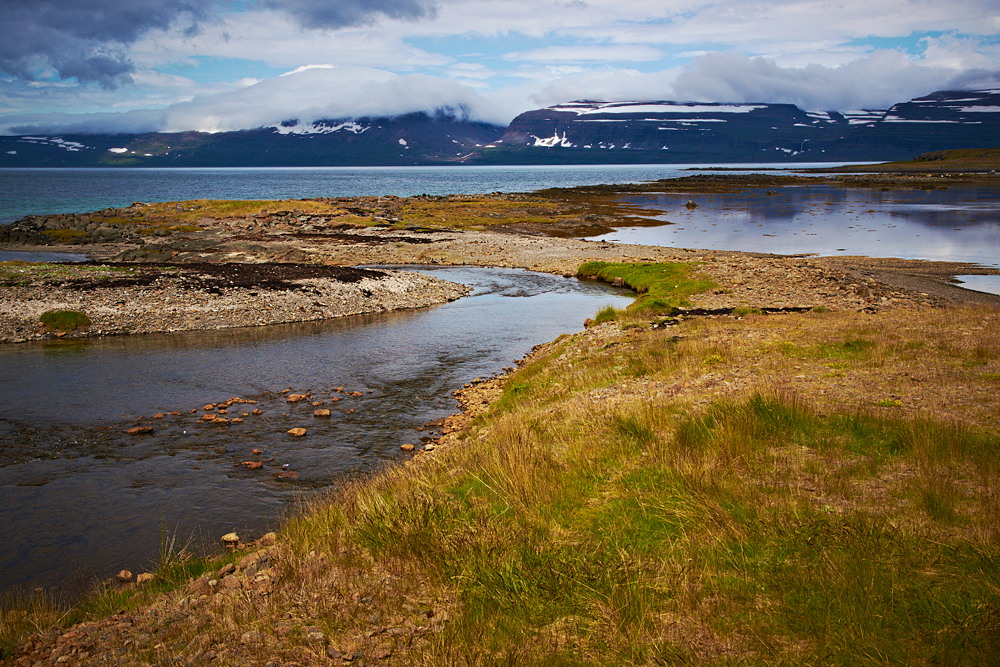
[579,261,717,314]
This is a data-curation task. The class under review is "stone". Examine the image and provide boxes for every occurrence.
[116,569,133,583]
[126,426,153,435]
[286,394,307,403]
[313,408,331,417]
[240,630,262,644]
[218,563,236,577]
[274,470,299,480]
[287,427,307,437]
[242,461,264,470]
[400,443,415,452]
[136,573,154,585]
[257,532,278,547]
[221,532,240,549]
[252,448,264,455]
[203,404,215,411]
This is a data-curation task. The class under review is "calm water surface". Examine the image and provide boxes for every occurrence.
[0,267,630,595]
[595,184,1000,268]
[0,163,847,223]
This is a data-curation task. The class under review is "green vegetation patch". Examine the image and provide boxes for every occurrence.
[38,310,91,332]
[579,261,717,314]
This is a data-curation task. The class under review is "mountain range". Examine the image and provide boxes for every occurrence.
[2,89,998,167]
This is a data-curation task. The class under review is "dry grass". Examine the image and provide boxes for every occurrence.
[4,305,998,665]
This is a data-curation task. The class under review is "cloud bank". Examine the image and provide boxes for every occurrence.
[0,0,205,87]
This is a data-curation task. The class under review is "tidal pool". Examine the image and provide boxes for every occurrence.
[594,184,1000,272]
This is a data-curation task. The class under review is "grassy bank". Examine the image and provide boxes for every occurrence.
[2,267,998,664]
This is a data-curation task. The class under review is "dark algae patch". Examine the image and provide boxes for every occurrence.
[5,261,387,292]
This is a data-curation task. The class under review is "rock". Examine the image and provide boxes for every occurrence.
[240,630,262,644]
[252,448,264,455]
[116,569,133,583]
[286,394,307,403]
[251,408,263,415]
[257,532,278,547]
[221,532,240,549]
[287,427,307,437]
[203,404,215,411]
[218,563,236,577]
[242,461,264,470]
[274,470,299,480]
[313,408,331,417]
[400,443,415,452]
[126,426,154,435]
[136,573,154,585]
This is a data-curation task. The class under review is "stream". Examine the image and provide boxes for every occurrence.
[0,267,631,596]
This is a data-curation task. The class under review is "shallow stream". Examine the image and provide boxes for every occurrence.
[0,267,630,595]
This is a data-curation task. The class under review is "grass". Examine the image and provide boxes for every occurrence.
[3,305,997,664]
[38,310,91,332]
[579,261,717,314]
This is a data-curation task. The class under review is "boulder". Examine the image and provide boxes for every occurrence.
[287,427,307,437]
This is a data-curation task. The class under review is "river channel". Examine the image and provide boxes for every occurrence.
[0,267,631,596]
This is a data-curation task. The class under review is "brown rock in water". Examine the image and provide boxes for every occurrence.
[252,448,264,455]
[136,573,154,585]
[347,409,355,414]
[116,569,133,583]
[286,394,307,403]
[251,408,263,415]
[313,409,331,417]
[287,427,307,437]
[221,532,241,549]
[311,400,324,406]
[203,404,215,411]
[231,417,244,423]
[126,426,154,435]
[200,414,216,422]
[400,443,416,452]
[242,461,264,470]
[274,470,299,480]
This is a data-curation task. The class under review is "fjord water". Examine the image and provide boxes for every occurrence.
[0,268,631,595]
[0,163,846,223]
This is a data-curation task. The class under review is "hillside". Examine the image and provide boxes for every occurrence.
[1,89,999,167]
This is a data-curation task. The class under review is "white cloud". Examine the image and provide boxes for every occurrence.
[671,51,1000,110]
[1,0,998,133]
[503,45,665,63]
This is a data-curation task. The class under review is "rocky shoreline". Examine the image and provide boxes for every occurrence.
[3,175,999,347]
[0,261,469,344]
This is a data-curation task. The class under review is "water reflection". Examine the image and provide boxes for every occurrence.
[0,267,631,595]
[594,184,1000,267]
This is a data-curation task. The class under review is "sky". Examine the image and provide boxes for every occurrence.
[1,0,998,134]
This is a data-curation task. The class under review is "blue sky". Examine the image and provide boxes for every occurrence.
[1,0,998,134]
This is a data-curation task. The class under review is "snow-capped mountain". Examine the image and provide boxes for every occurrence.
[477,89,1000,163]
[1,90,997,167]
